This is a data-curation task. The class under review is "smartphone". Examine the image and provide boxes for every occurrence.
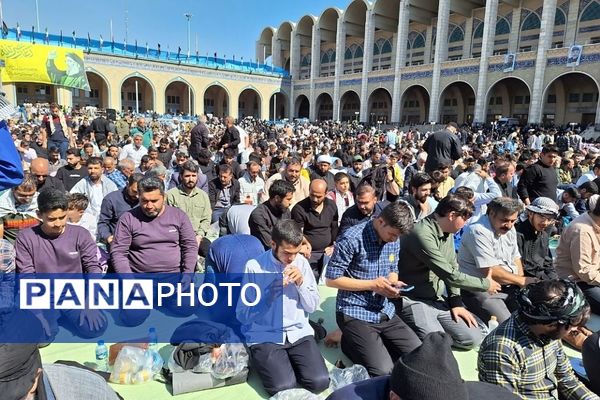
[399,285,415,292]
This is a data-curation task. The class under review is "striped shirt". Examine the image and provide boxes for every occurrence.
[326,220,399,323]
[478,314,595,400]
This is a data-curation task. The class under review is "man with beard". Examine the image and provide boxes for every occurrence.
[347,155,364,191]
[249,179,295,249]
[70,157,118,219]
[459,198,536,323]
[167,161,212,257]
[103,156,127,190]
[42,103,71,159]
[292,179,338,280]
[47,147,66,176]
[326,202,422,376]
[310,155,335,191]
[55,148,88,191]
[404,172,438,222]
[29,158,65,192]
[263,157,310,208]
[478,280,594,400]
[0,174,39,244]
[157,138,174,168]
[97,173,144,247]
[218,116,240,153]
[110,176,198,325]
[167,151,208,192]
[338,184,386,236]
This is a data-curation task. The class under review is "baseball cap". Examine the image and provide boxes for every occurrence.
[526,197,559,217]
[353,155,363,162]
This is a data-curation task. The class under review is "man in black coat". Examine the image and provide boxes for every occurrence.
[218,116,240,152]
[422,122,462,174]
[189,115,210,160]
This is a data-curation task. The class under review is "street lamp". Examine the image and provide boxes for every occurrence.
[355,111,359,123]
[184,12,193,57]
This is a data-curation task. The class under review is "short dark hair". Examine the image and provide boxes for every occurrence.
[181,160,200,174]
[86,156,103,167]
[494,161,513,177]
[223,147,236,158]
[83,143,94,149]
[272,219,303,246]
[563,187,581,200]
[378,201,414,234]
[579,181,598,194]
[541,144,559,154]
[269,179,295,199]
[137,176,165,196]
[435,194,474,219]
[38,188,68,214]
[454,186,475,201]
[67,193,89,211]
[334,172,349,183]
[66,148,80,157]
[128,173,145,186]
[409,172,433,191]
[218,164,232,175]
[486,197,523,217]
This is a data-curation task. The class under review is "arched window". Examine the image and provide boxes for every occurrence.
[381,40,392,54]
[354,46,364,59]
[581,1,600,22]
[521,12,541,31]
[373,39,383,56]
[345,47,353,60]
[301,55,310,67]
[473,22,484,39]
[327,49,336,63]
[413,34,425,48]
[449,26,464,43]
[495,18,511,35]
[554,9,566,25]
[321,52,329,64]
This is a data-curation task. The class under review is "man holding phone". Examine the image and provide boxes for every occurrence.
[326,202,422,377]
[397,194,502,350]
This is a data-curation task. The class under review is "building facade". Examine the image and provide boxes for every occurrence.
[3,45,291,120]
[258,0,600,126]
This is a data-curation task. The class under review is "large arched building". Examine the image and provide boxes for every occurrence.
[259,0,600,126]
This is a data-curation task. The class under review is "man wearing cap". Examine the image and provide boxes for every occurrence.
[119,133,148,168]
[422,122,462,175]
[310,155,335,192]
[516,197,559,281]
[479,280,595,400]
[347,155,364,191]
[459,197,537,323]
[326,332,519,400]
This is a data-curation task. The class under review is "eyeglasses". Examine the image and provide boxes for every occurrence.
[536,214,556,224]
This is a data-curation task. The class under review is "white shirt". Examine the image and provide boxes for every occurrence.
[119,143,148,167]
[238,172,265,206]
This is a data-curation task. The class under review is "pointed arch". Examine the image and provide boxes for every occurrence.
[449,25,464,43]
[581,1,600,22]
[521,12,541,31]
[554,8,566,25]
[473,21,484,39]
[495,17,511,36]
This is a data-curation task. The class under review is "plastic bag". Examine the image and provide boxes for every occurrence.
[269,388,322,400]
[329,364,369,391]
[109,346,164,385]
[212,343,248,380]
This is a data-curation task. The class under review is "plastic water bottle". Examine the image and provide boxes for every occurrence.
[95,340,108,372]
[148,327,158,349]
[488,316,499,332]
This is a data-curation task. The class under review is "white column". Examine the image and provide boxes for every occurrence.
[528,0,557,124]
[474,0,499,123]
[359,9,375,123]
[255,41,262,63]
[289,30,300,121]
[309,24,321,121]
[391,0,411,123]
[333,17,346,121]
[564,0,580,46]
[271,35,282,67]
[428,1,451,124]
[423,25,433,64]
[463,16,474,59]
[508,5,522,54]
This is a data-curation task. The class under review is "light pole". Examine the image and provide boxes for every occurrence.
[184,13,193,57]
[34,0,40,33]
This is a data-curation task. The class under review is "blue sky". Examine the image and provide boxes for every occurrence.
[3,0,350,60]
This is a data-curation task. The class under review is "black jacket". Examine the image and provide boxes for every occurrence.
[249,201,291,249]
[423,129,461,172]
[515,219,557,281]
[208,178,240,209]
[218,126,240,149]
[517,160,558,202]
[189,122,210,158]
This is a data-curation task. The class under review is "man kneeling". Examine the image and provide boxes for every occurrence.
[242,220,329,396]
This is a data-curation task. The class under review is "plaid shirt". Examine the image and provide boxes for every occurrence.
[326,220,399,323]
[105,170,128,190]
[478,314,595,400]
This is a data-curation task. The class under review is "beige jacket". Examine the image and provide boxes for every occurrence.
[555,212,600,285]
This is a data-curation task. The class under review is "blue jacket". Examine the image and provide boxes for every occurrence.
[0,121,24,191]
